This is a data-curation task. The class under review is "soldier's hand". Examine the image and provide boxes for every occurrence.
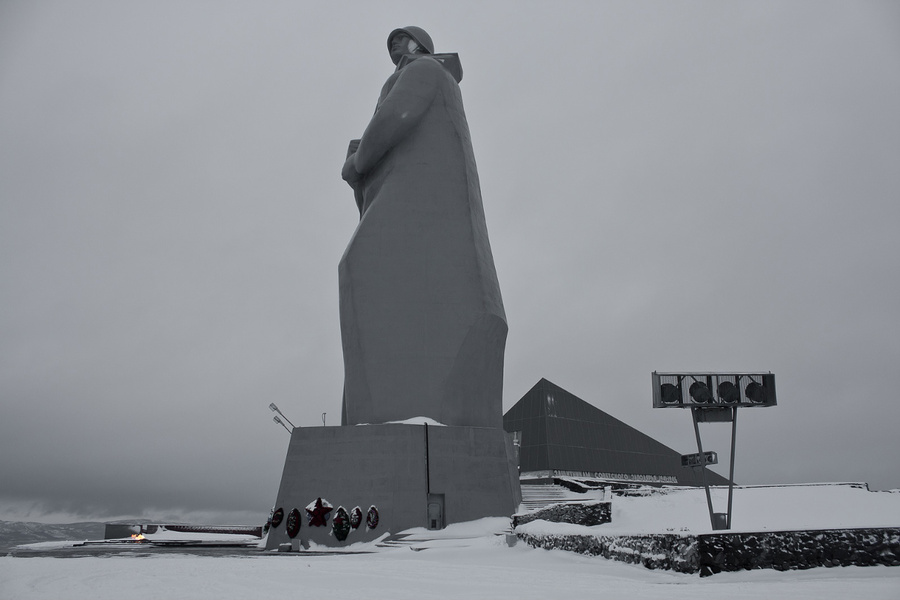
[342,153,362,186]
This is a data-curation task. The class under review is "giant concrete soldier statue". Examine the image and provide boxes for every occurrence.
[340,27,507,429]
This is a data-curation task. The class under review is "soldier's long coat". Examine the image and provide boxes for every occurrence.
[339,55,506,428]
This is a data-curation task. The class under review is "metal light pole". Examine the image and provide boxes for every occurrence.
[272,415,292,434]
[652,372,777,530]
[269,403,296,429]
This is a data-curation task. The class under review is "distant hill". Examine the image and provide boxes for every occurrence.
[0,520,106,554]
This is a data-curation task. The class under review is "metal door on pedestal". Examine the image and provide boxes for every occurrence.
[427,494,444,530]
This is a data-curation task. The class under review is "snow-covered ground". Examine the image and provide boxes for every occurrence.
[520,483,900,536]
[136,528,260,543]
[2,484,898,599]
[2,528,898,600]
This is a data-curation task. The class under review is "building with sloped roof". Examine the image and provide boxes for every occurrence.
[503,378,730,486]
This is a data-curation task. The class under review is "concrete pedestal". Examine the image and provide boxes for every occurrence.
[265,423,520,549]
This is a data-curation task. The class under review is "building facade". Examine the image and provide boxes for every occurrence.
[504,379,731,486]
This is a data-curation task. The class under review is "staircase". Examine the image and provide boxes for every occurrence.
[519,483,587,512]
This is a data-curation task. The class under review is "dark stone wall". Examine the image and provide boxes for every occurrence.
[513,502,611,528]
[515,526,900,577]
[516,531,698,574]
[697,527,900,576]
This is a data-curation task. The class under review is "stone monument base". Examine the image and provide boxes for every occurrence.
[265,423,521,549]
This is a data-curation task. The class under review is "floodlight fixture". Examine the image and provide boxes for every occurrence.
[717,381,739,404]
[660,383,680,405]
[745,381,768,404]
[689,381,713,404]
[652,373,776,408]
[268,402,296,429]
[272,416,292,434]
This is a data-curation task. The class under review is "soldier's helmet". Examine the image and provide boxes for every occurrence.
[387,26,434,64]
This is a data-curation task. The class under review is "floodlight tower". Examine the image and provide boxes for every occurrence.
[651,372,777,530]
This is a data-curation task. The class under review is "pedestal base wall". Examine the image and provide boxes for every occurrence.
[265,424,520,549]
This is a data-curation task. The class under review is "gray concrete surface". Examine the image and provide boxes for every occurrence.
[266,424,519,550]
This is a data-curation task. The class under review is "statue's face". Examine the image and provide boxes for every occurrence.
[389,33,417,64]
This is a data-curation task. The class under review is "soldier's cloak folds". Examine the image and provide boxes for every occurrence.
[340,55,506,428]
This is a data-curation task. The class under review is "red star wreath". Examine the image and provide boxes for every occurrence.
[305,497,333,527]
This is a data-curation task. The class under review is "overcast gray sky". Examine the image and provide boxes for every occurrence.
[2,1,899,524]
